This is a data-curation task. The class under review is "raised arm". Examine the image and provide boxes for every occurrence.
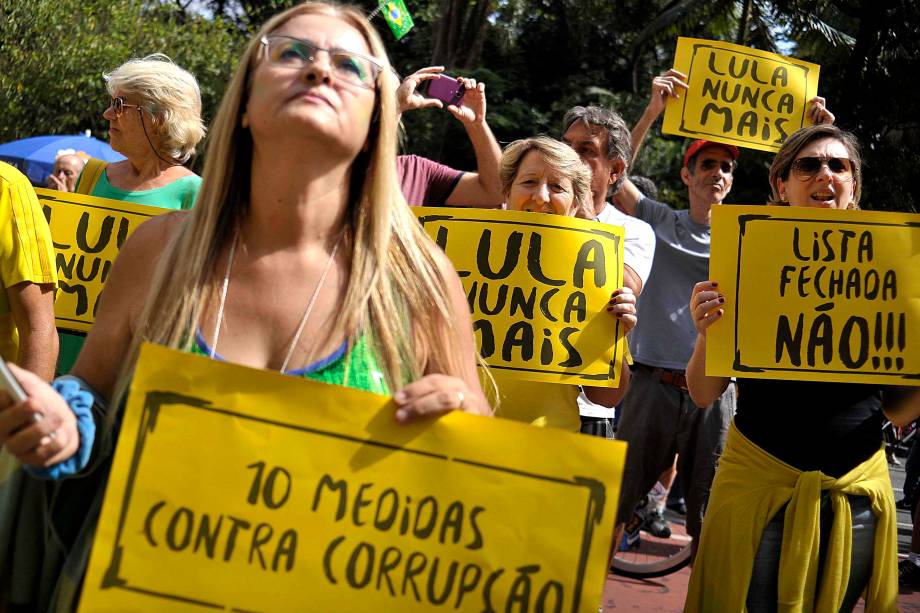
[444,77,503,207]
[631,69,688,164]
[686,280,730,407]
[616,70,689,217]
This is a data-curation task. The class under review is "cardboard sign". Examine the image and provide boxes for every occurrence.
[415,207,626,387]
[708,205,920,385]
[36,188,167,332]
[78,344,626,612]
[663,37,820,152]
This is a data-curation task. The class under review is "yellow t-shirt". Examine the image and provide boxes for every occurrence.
[492,371,582,432]
[0,162,57,362]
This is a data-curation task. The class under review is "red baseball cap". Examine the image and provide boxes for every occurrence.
[683,140,740,168]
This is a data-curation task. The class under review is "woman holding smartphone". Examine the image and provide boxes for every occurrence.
[0,3,489,609]
[684,124,920,612]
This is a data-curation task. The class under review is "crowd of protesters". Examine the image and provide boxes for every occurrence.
[1,1,919,611]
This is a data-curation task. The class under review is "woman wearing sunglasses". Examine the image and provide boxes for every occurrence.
[73,54,205,210]
[684,124,919,611]
[0,3,488,610]
[56,57,207,378]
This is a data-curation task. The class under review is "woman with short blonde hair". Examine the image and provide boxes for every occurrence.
[500,135,594,218]
[59,55,208,375]
[103,54,206,164]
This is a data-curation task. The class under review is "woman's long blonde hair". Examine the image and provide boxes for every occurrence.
[110,2,468,409]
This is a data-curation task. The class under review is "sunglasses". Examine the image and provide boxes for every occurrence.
[790,156,854,181]
[107,96,143,117]
[260,35,382,90]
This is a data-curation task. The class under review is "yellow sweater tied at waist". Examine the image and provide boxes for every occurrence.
[685,422,897,613]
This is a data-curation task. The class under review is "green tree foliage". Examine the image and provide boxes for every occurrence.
[2,0,917,211]
[0,0,243,156]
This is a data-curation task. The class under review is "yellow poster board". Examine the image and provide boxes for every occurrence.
[708,205,920,385]
[36,188,167,332]
[662,37,820,152]
[79,344,626,612]
[415,207,626,387]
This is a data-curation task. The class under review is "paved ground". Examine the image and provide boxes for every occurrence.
[600,460,920,611]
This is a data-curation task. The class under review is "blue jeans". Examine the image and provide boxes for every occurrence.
[747,494,876,612]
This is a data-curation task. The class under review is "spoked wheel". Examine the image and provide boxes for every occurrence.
[610,516,693,579]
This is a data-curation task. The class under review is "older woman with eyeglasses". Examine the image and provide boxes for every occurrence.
[0,4,488,610]
[55,56,207,375]
[72,54,205,210]
[684,124,920,612]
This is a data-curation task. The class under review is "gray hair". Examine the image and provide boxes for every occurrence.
[562,105,632,195]
[104,54,206,163]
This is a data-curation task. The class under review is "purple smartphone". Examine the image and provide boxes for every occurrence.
[425,75,466,107]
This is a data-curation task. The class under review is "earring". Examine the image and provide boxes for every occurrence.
[779,192,787,202]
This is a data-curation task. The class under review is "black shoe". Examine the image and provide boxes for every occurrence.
[897,497,915,511]
[643,508,672,538]
[667,497,687,516]
[899,559,920,589]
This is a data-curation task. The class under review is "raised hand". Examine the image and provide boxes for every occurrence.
[396,66,448,113]
[447,77,486,125]
[807,96,836,125]
[648,69,689,117]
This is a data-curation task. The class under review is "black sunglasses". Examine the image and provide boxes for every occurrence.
[790,156,853,181]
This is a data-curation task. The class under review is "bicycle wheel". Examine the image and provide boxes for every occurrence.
[609,523,693,579]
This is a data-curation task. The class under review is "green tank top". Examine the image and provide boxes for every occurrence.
[83,169,202,210]
[189,330,390,396]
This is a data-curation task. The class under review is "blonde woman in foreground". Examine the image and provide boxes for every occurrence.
[0,3,489,609]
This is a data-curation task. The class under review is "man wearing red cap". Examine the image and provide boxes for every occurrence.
[610,70,740,555]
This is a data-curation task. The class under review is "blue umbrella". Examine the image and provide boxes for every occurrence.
[0,134,125,185]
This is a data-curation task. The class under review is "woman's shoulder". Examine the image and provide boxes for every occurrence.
[121,210,189,262]
[163,166,202,188]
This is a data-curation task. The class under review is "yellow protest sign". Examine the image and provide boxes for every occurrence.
[36,188,167,332]
[662,37,820,152]
[708,205,920,385]
[415,207,626,387]
[79,344,626,612]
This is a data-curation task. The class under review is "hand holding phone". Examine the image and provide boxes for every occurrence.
[424,75,466,108]
[0,360,28,404]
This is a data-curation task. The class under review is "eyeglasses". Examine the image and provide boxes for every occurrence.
[260,35,382,89]
[790,156,854,181]
[107,96,143,117]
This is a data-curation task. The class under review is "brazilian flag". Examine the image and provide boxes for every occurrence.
[382,0,414,40]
